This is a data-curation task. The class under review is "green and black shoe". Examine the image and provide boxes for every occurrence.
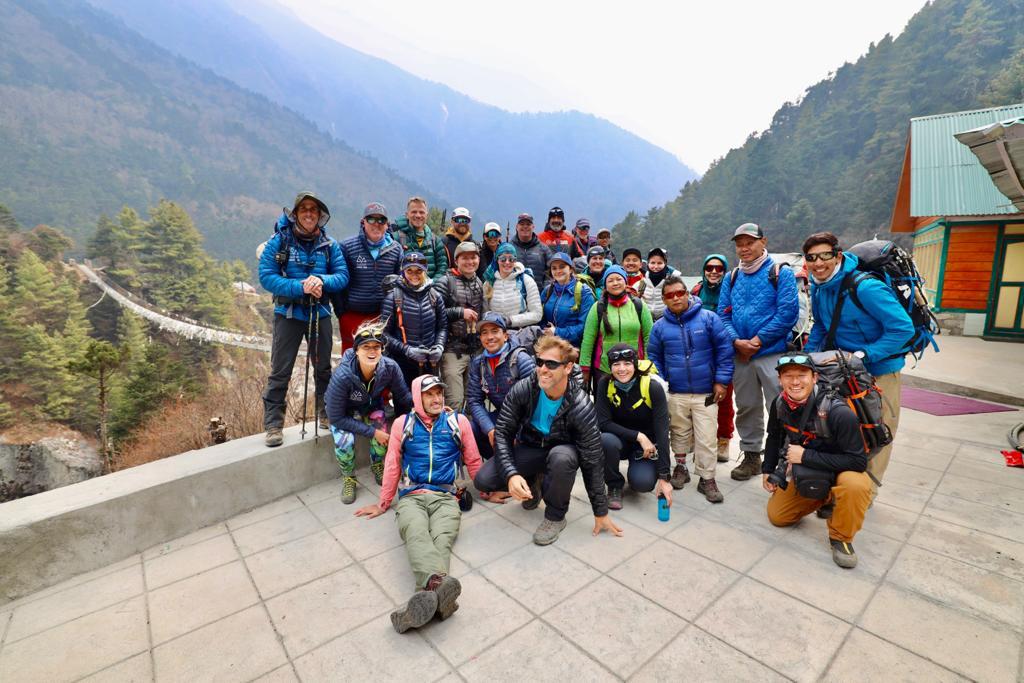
[370,460,385,486]
[830,538,858,569]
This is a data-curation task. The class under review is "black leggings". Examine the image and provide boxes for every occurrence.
[601,432,658,491]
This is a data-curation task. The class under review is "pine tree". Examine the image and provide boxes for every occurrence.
[0,204,19,234]
[25,225,74,263]
[69,340,127,471]
[12,249,66,331]
[20,324,76,421]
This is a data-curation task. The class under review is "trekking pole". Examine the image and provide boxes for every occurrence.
[300,298,314,440]
[312,301,320,439]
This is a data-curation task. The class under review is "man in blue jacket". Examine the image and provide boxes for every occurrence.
[802,232,914,503]
[719,223,799,481]
[259,192,349,447]
[334,202,404,350]
[648,276,734,502]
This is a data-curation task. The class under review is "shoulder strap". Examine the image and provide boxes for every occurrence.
[572,280,582,312]
[730,267,740,287]
[690,281,702,296]
[400,413,414,446]
[542,283,554,306]
[823,273,859,351]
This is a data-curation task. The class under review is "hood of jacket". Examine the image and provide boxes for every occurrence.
[411,374,443,425]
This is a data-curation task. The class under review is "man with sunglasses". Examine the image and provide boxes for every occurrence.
[802,232,914,505]
[443,207,476,268]
[473,335,622,546]
[719,223,799,482]
[596,228,617,264]
[335,202,405,350]
[690,254,735,463]
[763,354,871,568]
[648,276,734,502]
[569,218,595,260]
[511,212,551,289]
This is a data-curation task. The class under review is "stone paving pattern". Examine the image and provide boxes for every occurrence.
[1,405,1022,682]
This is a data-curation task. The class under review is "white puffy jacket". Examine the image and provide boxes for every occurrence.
[485,262,542,329]
[638,268,682,320]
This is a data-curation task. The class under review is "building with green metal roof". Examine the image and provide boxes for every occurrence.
[890,103,1024,340]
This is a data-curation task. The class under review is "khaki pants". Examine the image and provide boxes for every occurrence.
[394,492,462,589]
[767,471,872,543]
[868,372,901,497]
[441,352,471,412]
[667,393,719,481]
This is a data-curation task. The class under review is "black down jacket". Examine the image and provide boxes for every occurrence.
[511,233,552,290]
[436,269,485,356]
[381,279,448,355]
[494,373,608,516]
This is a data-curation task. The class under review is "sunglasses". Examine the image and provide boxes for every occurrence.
[364,216,388,225]
[704,265,725,273]
[484,231,501,238]
[453,217,470,224]
[778,355,814,366]
[497,255,516,263]
[663,289,688,300]
[608,349,637,363]
[537,358,568,370]
[804,251,838,263]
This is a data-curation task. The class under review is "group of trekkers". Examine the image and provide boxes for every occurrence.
[258,192,917,634]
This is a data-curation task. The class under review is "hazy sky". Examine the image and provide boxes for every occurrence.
[277,0,927,173]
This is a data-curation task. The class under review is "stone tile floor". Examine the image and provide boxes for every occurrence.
[1,405,1022,682]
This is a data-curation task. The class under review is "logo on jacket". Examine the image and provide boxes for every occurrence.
[355,255,368,269]
[349,390,365,402]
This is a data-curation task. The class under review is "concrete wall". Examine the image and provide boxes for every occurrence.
[0,425,338,605]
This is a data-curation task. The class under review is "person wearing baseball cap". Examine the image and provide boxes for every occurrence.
[619,247,646,293]
[541,251,597,347]
[478,221,504,279]
[761,353,872,569]
[435,240,485,410]
[569,218,595,260]
[510,211,552,290]
[335,201,405,350]
[260,191,349,448]
[354,374,483,632]
[325,318,413,504]
[595,228,617,263]
[380,251,449,388]
[637,247,682,320]
[538,206,573,255]
[719,222,799,483]
[466,311,537,466]
[443,207,476,267]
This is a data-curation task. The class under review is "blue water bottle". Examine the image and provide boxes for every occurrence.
[657,493,670,522]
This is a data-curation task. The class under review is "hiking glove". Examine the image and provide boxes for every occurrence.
[427,345,444,364]
[406,346,429,363]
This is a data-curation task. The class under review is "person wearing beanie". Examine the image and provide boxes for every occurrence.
[381,251,449,388]
[637,247,682,320]
[483,242,542,329]
[690,253,734,462]
[579,265,654,387]
[538,206,573,254]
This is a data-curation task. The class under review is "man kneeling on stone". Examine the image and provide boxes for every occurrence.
[474,335,622,546]
[762,354,872,569]
[354,375,482,633]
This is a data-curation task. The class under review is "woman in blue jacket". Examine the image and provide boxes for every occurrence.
[541,252,597,347]
[381,252,449,387]
[325,320,414,504]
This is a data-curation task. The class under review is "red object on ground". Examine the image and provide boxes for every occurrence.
[900,387,1015,416]
[717,383,735,439]
[1002,450,1024,467]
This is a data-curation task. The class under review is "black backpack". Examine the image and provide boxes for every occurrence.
[837,240,940,363]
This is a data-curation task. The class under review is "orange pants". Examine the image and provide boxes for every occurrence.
[767,471,872,543]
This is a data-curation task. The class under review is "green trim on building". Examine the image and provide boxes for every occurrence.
[935,224,951,309]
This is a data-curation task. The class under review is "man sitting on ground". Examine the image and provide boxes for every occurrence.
[355,375,482,633]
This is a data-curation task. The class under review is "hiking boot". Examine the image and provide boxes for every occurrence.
[425,573,462,621]
[830,538,858,569]
[340,476,357,505]
[265,427,283,448]
[716,438,731,463]
[370,460,385,486]
[731,451,762,481]
[817,502,835,519]
[607,487,623,510]
[697,477,724,503]
[533,518,567,546]
[390,590,438,634]
[317,408,330,431]
[670,462,690,490]
[522,474,543,511]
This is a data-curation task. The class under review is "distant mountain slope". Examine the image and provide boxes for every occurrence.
[0,0,435,259]
[611,0,1024,269]
[88,0,697,228]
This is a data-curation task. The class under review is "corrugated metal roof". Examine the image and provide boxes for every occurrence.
[955,117,1024,211]
[910,103,1024,217]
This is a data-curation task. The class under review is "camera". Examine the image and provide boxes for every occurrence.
[767,443,789,490]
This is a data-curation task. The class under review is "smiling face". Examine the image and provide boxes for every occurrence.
[422,385,445,416]
[704,258,726,284]
[456,252,480,277]
[548,215,565,231]
[295,198,320,234]
[588,254,605,272]
[478,323,507,353]
[484,232,501,248]
[610,359,636,383]
[734,235,767,263]
[622,254,642,273]
[355,340,382,366]
[452,216,471,236]
[362,214,388,242]
[516,220,534,241]
[597,235,611,247]
[550,260,572,284]
[404,266,426,286]
[605,273,626,296]
[647,254,666,273]
[805,243,841,281]
[536,349,569,394]
[779,365,817,402]
[406,201,427,230]
[497,253,516,276]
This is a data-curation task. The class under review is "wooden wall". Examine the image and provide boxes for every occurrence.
[940,225,998,310]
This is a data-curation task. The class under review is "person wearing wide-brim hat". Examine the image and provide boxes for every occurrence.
[258,191,349,447]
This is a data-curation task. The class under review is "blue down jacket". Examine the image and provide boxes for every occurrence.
[334,230,404,314]
[325,349,413,438]
[258,225,348,321]
[719,256,799,357]
[648,298,735,394]
[466,342,537,435]
[541,277,597,347]
[806,253,915,377]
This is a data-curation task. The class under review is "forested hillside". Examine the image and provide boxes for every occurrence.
[88,0,696,227]
[0,0,434,261]
[613,0,1024,270]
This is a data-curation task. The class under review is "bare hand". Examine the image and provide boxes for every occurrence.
[355,504,384,518]
[507,475,532,501]
[373,429,389,446]
[542,323,556,336]
[786,444,804,464]
[488,430,495,448]
[712,383,727,403]
[592,514,624,537]
[463,308,479,322]
[636,433,657,458]
[302,276,323,295]
[762,474,777,493]
[480,491,512,504]
[655,479,673,507]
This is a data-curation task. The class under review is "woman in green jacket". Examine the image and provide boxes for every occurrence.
[580,265,654,386]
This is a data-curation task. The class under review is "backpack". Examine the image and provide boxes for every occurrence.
[400,410,463,450]
[836,240,940,363]
[605,359,665,409]
[382,275,442,345]
[542,278,589,313]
